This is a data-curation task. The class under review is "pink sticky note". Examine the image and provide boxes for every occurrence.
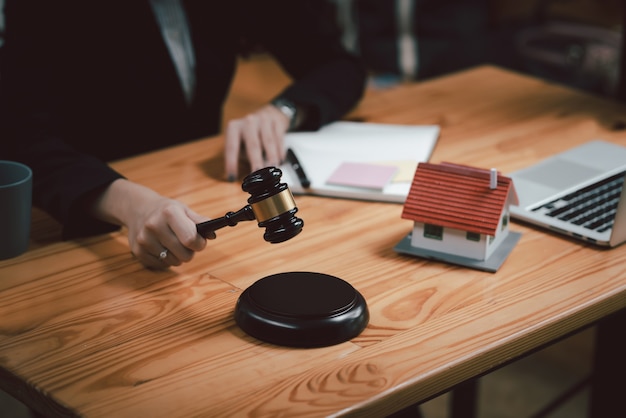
[326,162,397,190]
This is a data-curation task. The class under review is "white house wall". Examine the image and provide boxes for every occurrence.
[410,215,511,261]
[410,223,489,260]
[485,213,510,259]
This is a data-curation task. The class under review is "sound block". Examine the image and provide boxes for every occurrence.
[234,271,369,348]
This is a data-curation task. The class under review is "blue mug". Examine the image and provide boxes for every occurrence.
[0,161,33,260]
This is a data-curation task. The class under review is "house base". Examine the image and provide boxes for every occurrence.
[394,231,522,272]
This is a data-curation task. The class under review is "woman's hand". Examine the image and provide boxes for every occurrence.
[224,104,290,181]
[89,179,214,269]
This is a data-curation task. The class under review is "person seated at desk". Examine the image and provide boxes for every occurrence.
[0,0,366,269]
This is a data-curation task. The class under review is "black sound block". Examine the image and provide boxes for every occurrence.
[234,271,369,348]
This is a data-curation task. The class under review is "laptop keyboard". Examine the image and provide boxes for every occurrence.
[532,171,626,233]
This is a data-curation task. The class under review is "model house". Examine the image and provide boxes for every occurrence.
[400,162,519,262]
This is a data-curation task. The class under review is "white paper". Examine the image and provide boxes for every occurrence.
[279,121,440,203]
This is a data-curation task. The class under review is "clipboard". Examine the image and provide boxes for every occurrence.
[279,121,440,203]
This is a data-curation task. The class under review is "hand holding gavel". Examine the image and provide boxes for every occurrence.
[196,167,304,243]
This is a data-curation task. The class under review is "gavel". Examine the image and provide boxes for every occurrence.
[196,167,304,243]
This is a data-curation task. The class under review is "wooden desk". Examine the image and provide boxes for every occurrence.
[1,66,626,418]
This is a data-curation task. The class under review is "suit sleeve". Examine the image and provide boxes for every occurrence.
[241,0,367,130]
[0,0,124,239]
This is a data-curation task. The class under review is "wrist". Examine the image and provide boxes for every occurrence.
[89,179,157,227]
[271,97,300,131]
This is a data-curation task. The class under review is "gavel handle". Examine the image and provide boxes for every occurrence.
[196,205,256,238]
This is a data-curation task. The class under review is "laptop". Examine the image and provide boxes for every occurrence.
[508,140,626,247]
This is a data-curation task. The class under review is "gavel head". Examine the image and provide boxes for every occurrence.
[241,167,304,243]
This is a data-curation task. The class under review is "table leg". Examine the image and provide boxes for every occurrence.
[449,379,479,418]
[588,307,626,418]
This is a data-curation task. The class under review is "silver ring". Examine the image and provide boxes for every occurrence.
[158,249,168,260]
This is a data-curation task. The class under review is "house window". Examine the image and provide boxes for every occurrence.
[466,232,480,242]
[501,213,509,231]
[424,224,443,240]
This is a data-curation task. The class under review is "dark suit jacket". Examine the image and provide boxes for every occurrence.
[0,0,366,237]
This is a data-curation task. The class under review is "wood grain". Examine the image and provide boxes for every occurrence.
[1,66,626,417]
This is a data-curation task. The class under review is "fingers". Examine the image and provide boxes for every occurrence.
[163,204,207,253]
[260,115,284,168]
[128,200,208,270]
[185,206,216,240]
[224,105,289,181]
[132,230,176,270]
[239,117,265,173]
[224,121,243,181]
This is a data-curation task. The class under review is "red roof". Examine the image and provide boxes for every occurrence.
[401,162,518,235]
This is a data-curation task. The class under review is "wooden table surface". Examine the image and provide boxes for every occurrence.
[1,66,626,418]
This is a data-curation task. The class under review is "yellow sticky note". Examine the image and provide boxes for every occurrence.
[373,161,418,183]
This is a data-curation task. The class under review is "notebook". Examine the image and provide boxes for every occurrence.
[508,140,626,247]
[279,121,440,203]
